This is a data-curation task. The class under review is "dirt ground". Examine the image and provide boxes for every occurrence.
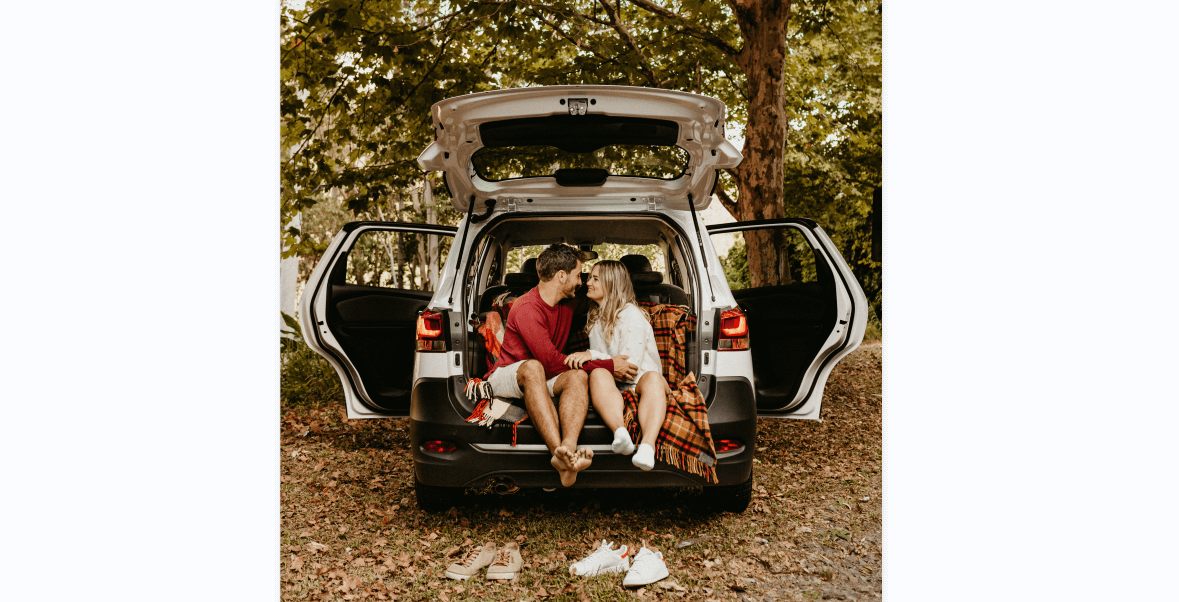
[281,341,882,601]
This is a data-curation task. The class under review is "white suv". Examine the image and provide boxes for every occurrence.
[300,85,868,512]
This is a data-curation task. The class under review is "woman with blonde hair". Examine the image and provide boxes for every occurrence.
[564,260,669,470]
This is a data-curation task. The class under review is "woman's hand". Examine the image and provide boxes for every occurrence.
[564,351,593,369]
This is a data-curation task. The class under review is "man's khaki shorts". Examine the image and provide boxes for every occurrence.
[487,360,560,399]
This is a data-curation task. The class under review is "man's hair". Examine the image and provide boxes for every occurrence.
[536,243,582,281]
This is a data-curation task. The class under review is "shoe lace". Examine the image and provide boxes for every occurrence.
[491,547,513,567]
[632,546,657,568]
[459,548,485,567]
[581,541,614,564]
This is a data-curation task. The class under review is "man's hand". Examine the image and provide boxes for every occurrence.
[612,355,638,381]
[564,351,593,369]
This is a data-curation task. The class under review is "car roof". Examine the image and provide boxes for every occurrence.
[417,85,742,213]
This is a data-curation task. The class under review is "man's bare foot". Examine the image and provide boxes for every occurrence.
[552,446,578,487]
[569,447,593,473]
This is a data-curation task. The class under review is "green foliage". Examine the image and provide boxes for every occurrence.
[720,239,750,290]
[282,0,882,326]
[779,0,883,319]
[281,311,303,340]
[282,338,345,408]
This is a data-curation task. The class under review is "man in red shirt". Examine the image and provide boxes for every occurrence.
[486,244,637,487]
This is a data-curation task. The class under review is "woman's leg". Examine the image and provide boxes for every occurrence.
[590,368,635,455]
[631,371,670,470]
[635,371,670,448]
[589,368,625,432]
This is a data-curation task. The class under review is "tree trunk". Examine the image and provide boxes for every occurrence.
[394,198,405,288]
[425,180,439,289]
[280,212,301,337]
[729,0,792,288]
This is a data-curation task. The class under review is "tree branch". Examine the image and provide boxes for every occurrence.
[626,0,742,58]
[529,8,621,66]
[597,0,660,87]
[289,76,351,158]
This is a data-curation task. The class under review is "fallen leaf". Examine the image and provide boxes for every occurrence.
[676,535,712,549]
[445,546,461,558]
[659,581,687,592]
[291,555,304,570]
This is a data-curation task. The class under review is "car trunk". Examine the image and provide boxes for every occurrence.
[457,215,704,441]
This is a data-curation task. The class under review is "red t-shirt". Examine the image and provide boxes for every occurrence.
[486,288,615,380]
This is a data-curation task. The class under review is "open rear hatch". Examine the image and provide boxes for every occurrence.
[418,85,742,212]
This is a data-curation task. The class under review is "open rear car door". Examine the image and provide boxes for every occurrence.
[300,222,456,418]
[707,219,868,419]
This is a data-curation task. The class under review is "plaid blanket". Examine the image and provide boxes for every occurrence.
[464,379,529,445]
[638,303,696,385]
[623,372,718,484]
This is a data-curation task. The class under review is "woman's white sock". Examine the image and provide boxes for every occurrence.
[632,443,655,471]
[612,427,635,455]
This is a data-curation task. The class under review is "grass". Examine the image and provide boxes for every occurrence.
[282,339,344,408]
[280,341,882,601]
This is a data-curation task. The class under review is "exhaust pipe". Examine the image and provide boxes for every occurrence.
[489,477,519,495]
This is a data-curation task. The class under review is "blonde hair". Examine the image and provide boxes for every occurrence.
[586,260,647,344]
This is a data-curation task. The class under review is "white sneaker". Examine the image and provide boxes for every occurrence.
[612,427,636,455]
[632,443,655,471]
[622,545,668,587]
[569,540,630,577]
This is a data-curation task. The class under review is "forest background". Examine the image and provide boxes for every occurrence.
[280,0,882,363]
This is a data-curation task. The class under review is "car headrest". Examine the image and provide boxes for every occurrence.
[504,273,539,287]
[521,258,538,276]
[630,272,663,285]
[620,254,654,273]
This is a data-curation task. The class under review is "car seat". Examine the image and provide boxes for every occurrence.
[620,254,689,306]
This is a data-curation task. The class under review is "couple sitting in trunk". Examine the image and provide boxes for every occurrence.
[484,243,670,486]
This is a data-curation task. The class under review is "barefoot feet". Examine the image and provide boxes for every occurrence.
[551,445,593,487]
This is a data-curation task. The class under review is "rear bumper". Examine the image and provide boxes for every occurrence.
[409,376,756,489]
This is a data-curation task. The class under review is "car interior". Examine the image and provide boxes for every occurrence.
[464,215,697,391]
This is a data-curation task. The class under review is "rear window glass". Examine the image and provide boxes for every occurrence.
[345,230,452,291]
[471,145,689,181]
[712,228,817,290]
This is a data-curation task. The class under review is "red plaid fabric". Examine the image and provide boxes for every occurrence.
[638,303,696,385]
[623,372,718,484]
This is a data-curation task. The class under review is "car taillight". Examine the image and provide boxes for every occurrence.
[416,310,448,352]
[717,308,749,351]
[421,440,457,453]
[715,439,742,453]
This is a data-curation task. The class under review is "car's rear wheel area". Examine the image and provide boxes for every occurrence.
[701,473,753,513]
[414,477,462,512]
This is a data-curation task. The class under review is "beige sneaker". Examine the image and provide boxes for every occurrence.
[485,541,523,580]
[444,541,497,580]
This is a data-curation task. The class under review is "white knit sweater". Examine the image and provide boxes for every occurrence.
[586,303,662,384]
